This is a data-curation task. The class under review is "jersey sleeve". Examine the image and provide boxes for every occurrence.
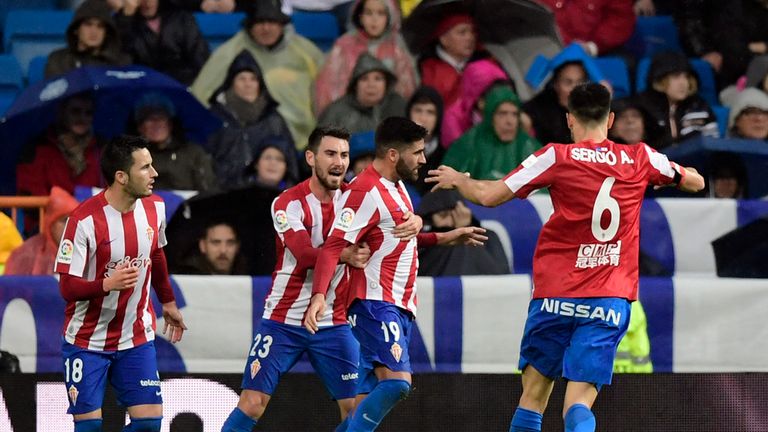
[53,215,93,278]
[272,195,321,269]
[502,144,558,199]
[641,144,682,186]
[329,188,380,244]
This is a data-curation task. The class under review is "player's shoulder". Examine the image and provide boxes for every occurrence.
[142,194,165,204]
[346,171,378,193]
[273,180,309,209]
[68,193,105,221]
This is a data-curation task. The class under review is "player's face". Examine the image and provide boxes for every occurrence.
[356,71,387,108]
[232,71,260,103]
[395,139,426,182]
[613,108,645,144]
[492,101,520,142]
[309,136,350,190]
[124,148,158,198]
[199,224,239,274]
[360,0,388,38]
[409,102,438,138]
[439,23,476,61]
[554,64,587,107]
[249,21,284,47]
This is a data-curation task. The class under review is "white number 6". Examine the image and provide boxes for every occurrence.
[591,177,620,242]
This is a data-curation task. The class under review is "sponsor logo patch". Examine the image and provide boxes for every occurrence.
[274,210,289,232]
[57,239,74,264]
[335,208,355,231]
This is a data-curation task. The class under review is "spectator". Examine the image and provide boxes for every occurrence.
[207,50,298,190]
[243,142,293,190]
[406,86,445,194]
[708,152,748,199]
[609,97,662,145]
[636,51,719,149]
[191,0,324,150]
[746,55,768,93]
[16,94,104,198]
[131,93,217,191]
[174,219,249,275]
[115,0,210,85]
[442,85,541,180]
[0,213,23,275]
[4,187,79,276]
[441,58,508,148]
[46,0,131,78]
[283,0,355,34]
[315,0,417,114]
[416,189,509,277]
[535,0,635,56]
[523,61,587,145]
[728,88,768,140]
[317,53,406,133]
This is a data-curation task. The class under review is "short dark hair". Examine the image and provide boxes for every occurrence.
[100,135,149,186]
[201,218,240,241]
[374,117,427,158]
[306,126,351,154]
[567,83,612,125]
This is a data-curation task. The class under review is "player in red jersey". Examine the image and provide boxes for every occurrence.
[427,83,704,432]
[54,135,186,432]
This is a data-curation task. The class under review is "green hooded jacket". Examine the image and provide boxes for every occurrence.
[442,85,542,180]
[613,300,653,373]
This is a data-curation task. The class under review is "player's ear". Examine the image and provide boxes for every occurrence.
[566,113,574,130]
[606,112,615,129]
[115,170,128,185]
[305,149,315,168]
[388,147,399,162]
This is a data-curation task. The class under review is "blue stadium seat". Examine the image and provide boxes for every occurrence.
[0,54,23,116]
[594,56,631,99]
[624,15,683,59]
[193,12,245,52]
[712,105,730,137]
[27,55,47,85]
[3,9,72,76]
[635,57,718,107]
[291,11,339,52]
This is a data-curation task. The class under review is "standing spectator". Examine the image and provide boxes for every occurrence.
[406,86,444,194]
[46,0,131,78]
[636,51,719,149]
[315,0,418,114]
[131,93,217,191]
[317,53,406,133]
[442,85,541,180]
[174,219,249,275]
[115,0,210,85]
[16,94,104,198]
[207,50,298,190]
[728,88,768,140]
[191,0,324,150]
[5,187,79,276]
[535,0,635,56]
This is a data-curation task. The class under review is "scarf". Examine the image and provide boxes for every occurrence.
[224,89,268,126]
[56,133,91,176]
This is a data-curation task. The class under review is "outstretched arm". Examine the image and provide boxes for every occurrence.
[426,165,515,207]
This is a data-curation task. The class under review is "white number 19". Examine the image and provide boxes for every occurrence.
[591,177,620,242]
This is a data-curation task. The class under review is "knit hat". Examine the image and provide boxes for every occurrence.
[243,0,290,27]
[728,88,768,128]
[433,13,474,40]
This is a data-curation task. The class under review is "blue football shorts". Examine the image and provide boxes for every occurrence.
[518,297,631,387]
[61,339,162,415]
[240,319,359,400]
[347,299,414,395]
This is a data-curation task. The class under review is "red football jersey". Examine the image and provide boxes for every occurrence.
[503,140,682,301]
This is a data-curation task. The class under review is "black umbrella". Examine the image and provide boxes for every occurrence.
[712,217,768,278]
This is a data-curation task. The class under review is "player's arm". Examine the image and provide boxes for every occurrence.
[305,236,352,334]
[675,166,705,193]
[59,264,140,302]
[644,145,705,193]
[151,247,187,343]
[426,165,515,207]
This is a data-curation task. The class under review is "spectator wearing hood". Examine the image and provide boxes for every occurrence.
[443,85,541,180]
[416,189,509,277]
[317,53,406,133]
[314,0,418,114]
[242,141,294,190]
[708,152,748,199]
[727,88,768,140]
[115,0,210,85]
[608,97,662,145]
[130,93,217,191]
[0,214,23,275]
[207,50,298,190]
[192,0,324,150]
[46,0,131,78]
[406,86,445,194]
[636,51,719,149]
[5,187,79,275]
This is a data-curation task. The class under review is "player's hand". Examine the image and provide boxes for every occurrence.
[162,301,187,344]
[425,165,470,192]
[436,226,488,247]
[653,166,700,190]
[303,294,326,334]
[393,212,422,241]
[341,242,371,268]
[102,262,140,292]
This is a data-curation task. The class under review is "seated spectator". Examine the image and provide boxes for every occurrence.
[207,50,298,190]
[131,93,217,191]
[708,152,748,199]
[523,61,587,145]
[115,0,210,85]
[192,0,324,149]
[416,189,509,277]
[441,59,508,147]
[406,86,445,194]
[46,0,131,78]
[728,88,768,140]
[443,85,541,180]
[317,53,406,133]
[174,219,248,275]
[243,142,293,190]
[0,213,23,275]
[16,94,104,198]
[4,187,79,275]
[609,97,662,145]
[636,51,719,149]
[315,0,417,114]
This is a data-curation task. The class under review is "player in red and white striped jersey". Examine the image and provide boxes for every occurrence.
[54,135,186,431]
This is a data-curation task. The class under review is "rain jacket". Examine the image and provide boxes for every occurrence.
[317,53,407,133]
[5,187,79,276]
[314,0,418,114]
[0,213,23,275]
[146,136,217,192]
[442,85,541,180]
[45,0,131,78]
[522,85,570,146]
[191,28,324,150]
[207,50,298,189]
[613,300,653,373]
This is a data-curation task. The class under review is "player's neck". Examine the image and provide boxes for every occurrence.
[372,159,399,183]
[573,127,608,144]
[104,186,137,213]
[308,175,335,202]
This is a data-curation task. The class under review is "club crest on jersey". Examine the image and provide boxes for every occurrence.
[57,239,74,264]
[250,359,262,378]
[146,226,154,242]
[335,208,355,231]
[274,210,289,233]
[68,385,79,406]
[390,342,403,362]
